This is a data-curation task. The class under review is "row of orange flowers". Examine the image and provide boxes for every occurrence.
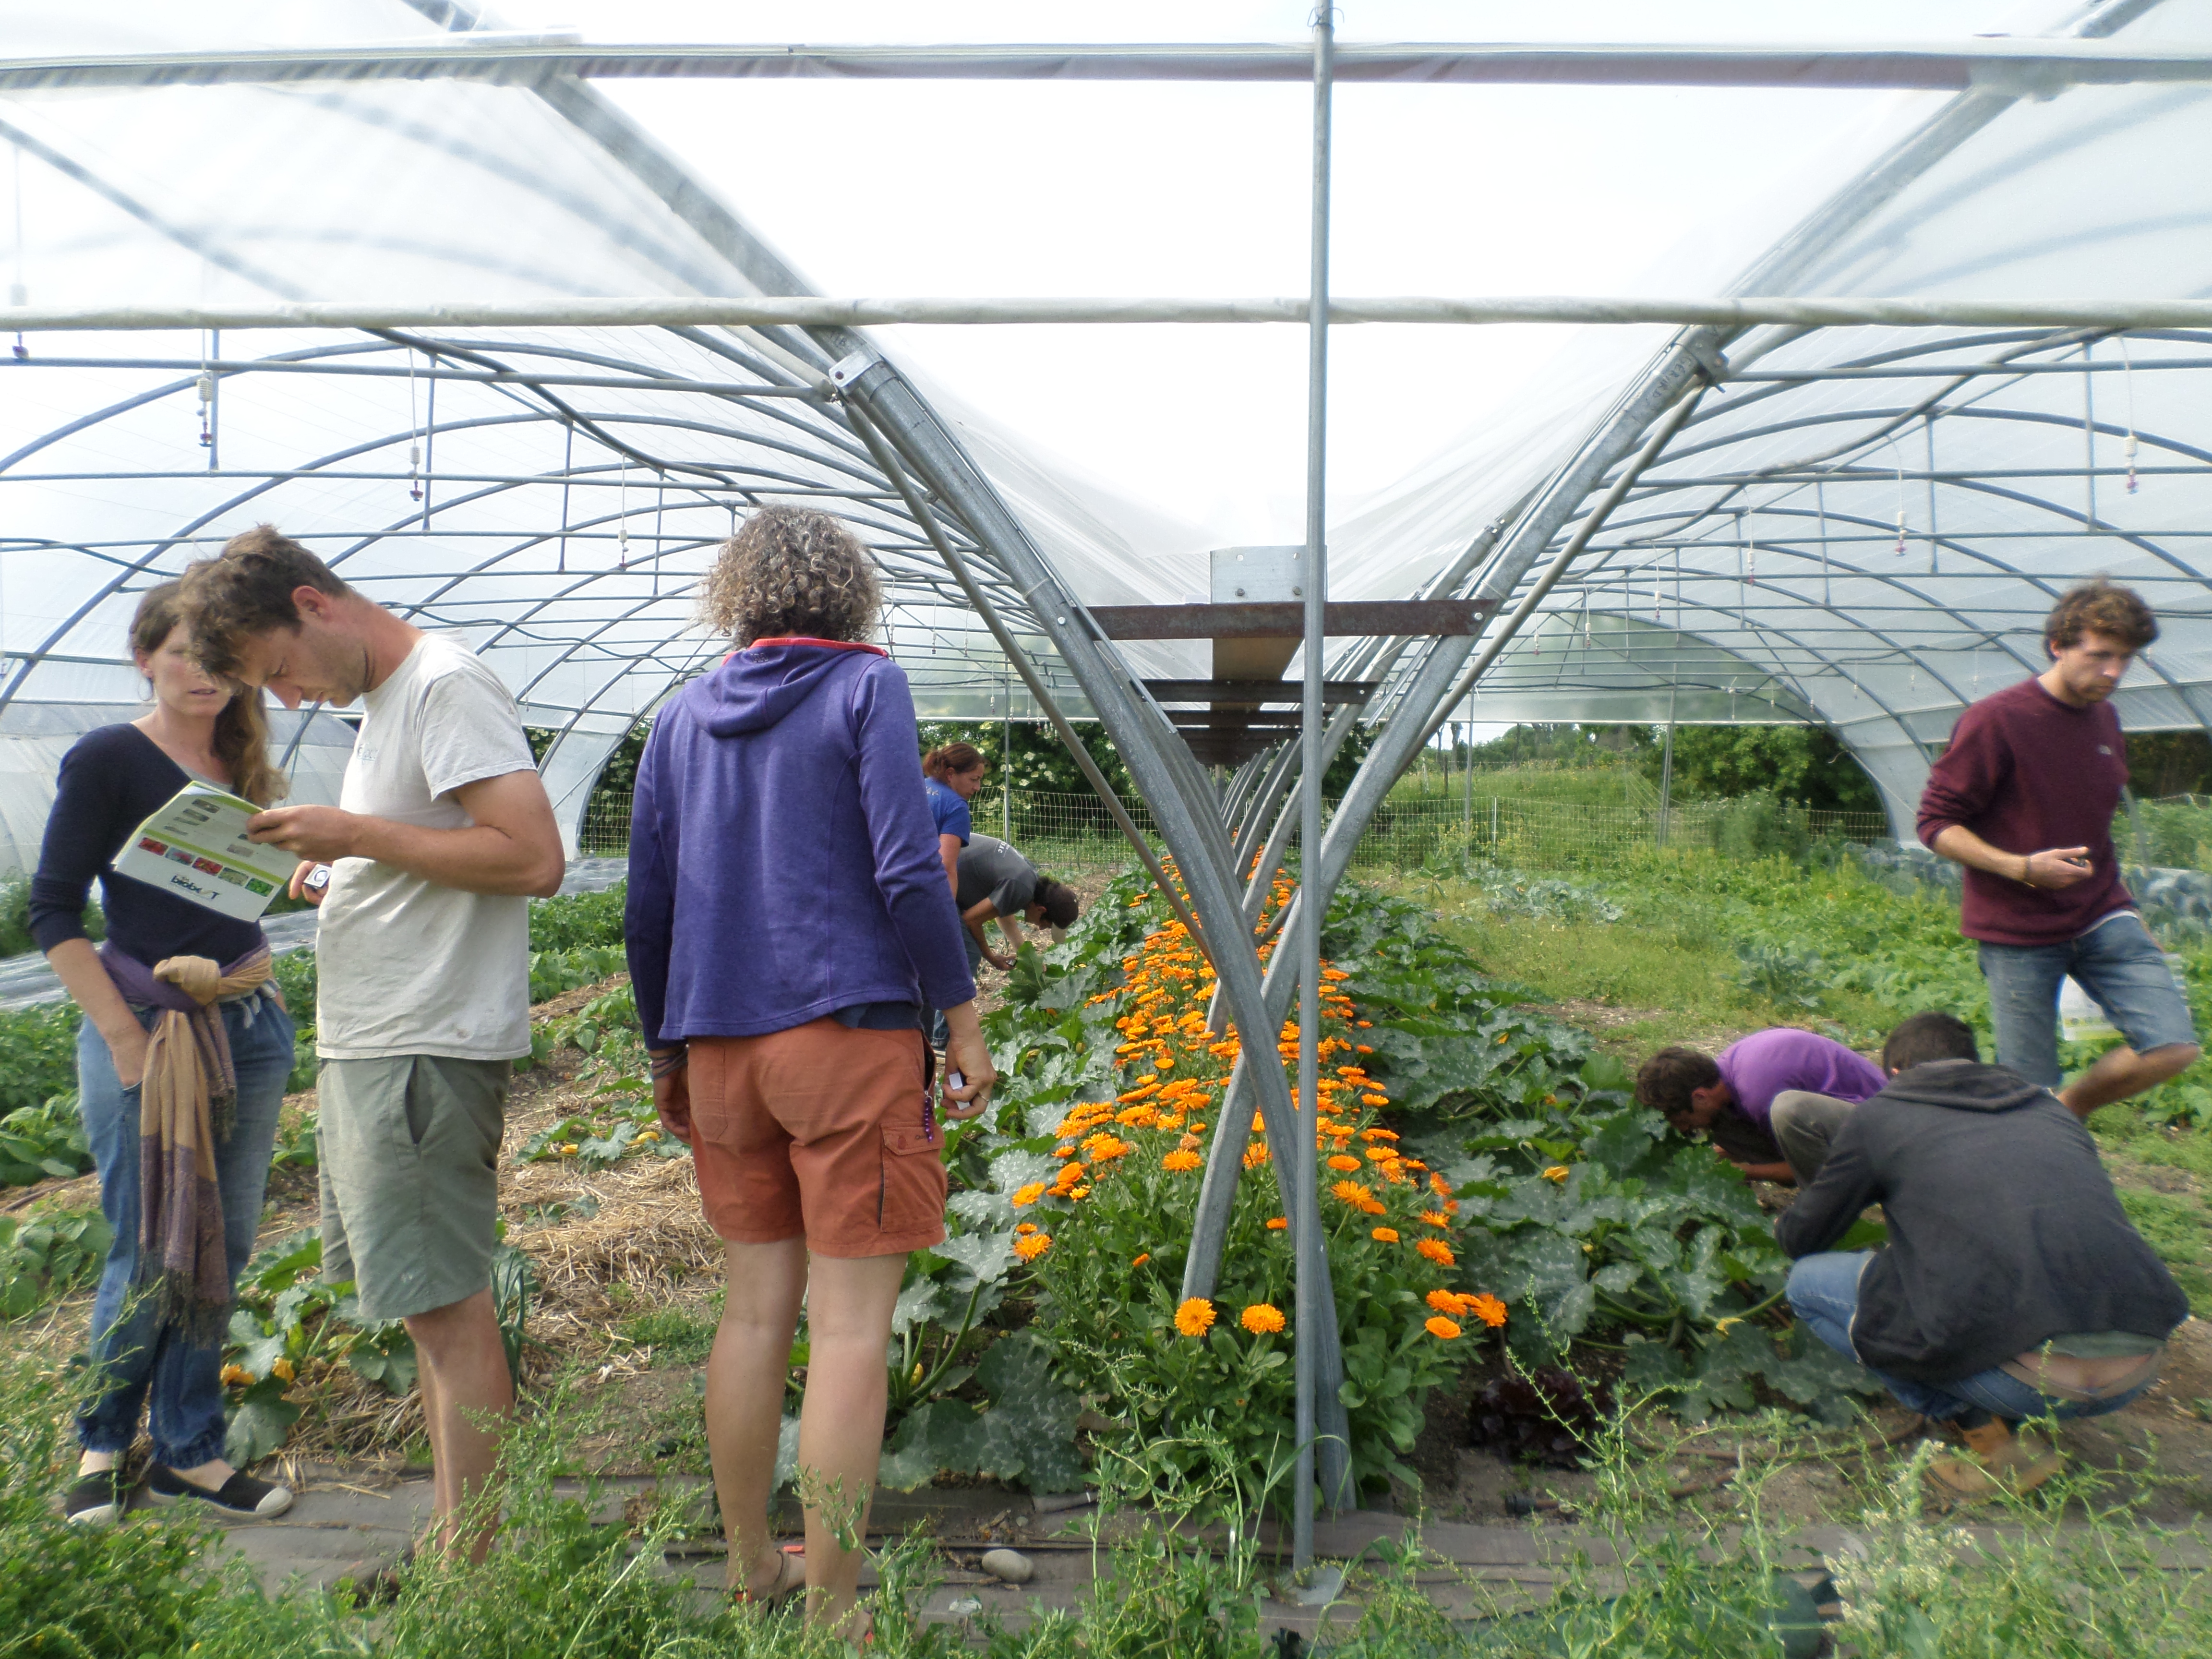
[1008,866,1511,1345]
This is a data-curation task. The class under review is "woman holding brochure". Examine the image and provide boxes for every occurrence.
[29,582,298,1526]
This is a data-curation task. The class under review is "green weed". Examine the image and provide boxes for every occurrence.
[2116,1188,2212,1313]
[0,1092,92,1187]
[615,1298,719,1366]
[0,1202,110,1319]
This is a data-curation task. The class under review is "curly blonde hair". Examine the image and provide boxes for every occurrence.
[698,506,882,645]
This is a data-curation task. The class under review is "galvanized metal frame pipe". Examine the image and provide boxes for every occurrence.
[1291,4,1338,1564]
[19,295,2212,333]
[838,393,1214,964]
[835,353,1355,1510]
[12,35,2212,93]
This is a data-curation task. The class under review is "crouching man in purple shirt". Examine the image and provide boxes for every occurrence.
[1636,1027,1887,1185]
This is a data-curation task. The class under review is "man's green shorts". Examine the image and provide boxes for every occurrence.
[318,1055,510,1322]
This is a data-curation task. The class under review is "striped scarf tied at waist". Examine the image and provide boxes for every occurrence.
[100,942,278,1344]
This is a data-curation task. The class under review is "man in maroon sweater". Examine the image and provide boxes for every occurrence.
[1918,582,2199,1119]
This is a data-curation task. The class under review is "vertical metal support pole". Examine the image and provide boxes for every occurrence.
[1293,4,1335,1570]
[1003,682,1013,841]
[206,327,220,471]
[1463,717,1473,830]
[1658,687,1678,850]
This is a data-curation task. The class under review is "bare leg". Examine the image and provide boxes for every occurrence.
[403,1288,513,1562]
[795,1251,909,1634]
[2058,1042,2201,1120]
[704,1237,807,1596]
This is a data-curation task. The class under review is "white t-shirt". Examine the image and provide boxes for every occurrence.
[315,634,538,1061]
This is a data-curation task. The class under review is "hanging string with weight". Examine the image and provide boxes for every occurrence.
[407,348,422,502]
[2120,334,2141,494]
[196,329,214,454]
[558,424,573,574]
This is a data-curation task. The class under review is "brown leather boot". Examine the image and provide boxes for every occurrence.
[1926,1418,2064,1501]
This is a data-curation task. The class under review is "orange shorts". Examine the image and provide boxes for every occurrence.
[688,1018,947,1257]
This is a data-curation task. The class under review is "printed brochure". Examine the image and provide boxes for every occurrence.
[110,781,299,922]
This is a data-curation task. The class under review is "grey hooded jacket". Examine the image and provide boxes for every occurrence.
[1775,1059,2186,1383]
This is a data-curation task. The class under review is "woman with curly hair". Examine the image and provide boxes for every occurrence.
[625,505,992,1638]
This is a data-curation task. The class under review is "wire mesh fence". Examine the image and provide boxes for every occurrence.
[576,784,1892,876]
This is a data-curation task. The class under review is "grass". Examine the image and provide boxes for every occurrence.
[5,1345,2207,1657]
[1392,759,1651,809]
[1385,849,2212,1316]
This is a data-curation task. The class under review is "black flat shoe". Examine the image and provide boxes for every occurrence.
[61,1467,131,1526]
[144,1465,293,1517]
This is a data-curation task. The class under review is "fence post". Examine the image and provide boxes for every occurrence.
[1462,722,1472,829]
[1490,796,1499,848]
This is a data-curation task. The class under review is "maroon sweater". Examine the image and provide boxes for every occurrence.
[1916,676,2132,946]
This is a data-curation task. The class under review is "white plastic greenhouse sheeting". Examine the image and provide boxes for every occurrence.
[4,0,2212,851]
[1334,0,2212,834]
[0,706,355,876]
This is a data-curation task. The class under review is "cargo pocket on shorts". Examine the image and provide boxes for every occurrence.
[878,1121,947,1235]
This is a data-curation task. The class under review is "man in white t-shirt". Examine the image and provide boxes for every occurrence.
[178,525,563,1559]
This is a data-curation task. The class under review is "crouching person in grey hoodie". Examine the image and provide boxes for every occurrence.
[1779,1010,2187,1501]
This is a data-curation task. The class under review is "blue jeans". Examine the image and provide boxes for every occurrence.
[75,991,295,1468]
[926,929,989,1050]
[1978,911,2197,1089]
[1786,1251,2154,1424]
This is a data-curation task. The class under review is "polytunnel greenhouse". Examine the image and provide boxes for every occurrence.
[5,0,2212,870]
[10,0,2212,1551]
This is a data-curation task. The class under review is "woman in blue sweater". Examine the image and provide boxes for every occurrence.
[31,583,298,1525]
[626,507,992,1638]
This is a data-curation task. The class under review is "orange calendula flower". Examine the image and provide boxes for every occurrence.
[1415,1238,1456,1267]
[1132,1252,1151,1267]
[1356,1020,1372,1028]
[1175,1298,1216,1337]
[1015,1222,1038,1236]
[1425,1316,1464,1340]
[1360,1093,1390,1107]
[1265,1216,1289,1230]
[1330,1179,1374,1206]
[1419,1210,1452,1228]
[1243,1142,1271,1168]
[1327,1154,1364,1173]
[1014,1234,1051,1262]
[1542,1166,1571,1183]
[1429,1171,1453,1197]
[1466,1293,1509,1328]
[1426,1288,1470,1315]
[1241,1303,1287,1334]
[1010,1182,1047,1207]
[1371,1227,1401,1244]
[1162,1149,1203,1172]
[1084,1134,1133,1162]
[1069,1184,1092,1200]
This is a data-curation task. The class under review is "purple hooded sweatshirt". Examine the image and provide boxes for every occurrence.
[625,641,976,1044]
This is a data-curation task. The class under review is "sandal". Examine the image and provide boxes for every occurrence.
[732,1542,805,1607]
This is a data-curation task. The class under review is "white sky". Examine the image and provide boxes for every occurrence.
[491,0,2049,546]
